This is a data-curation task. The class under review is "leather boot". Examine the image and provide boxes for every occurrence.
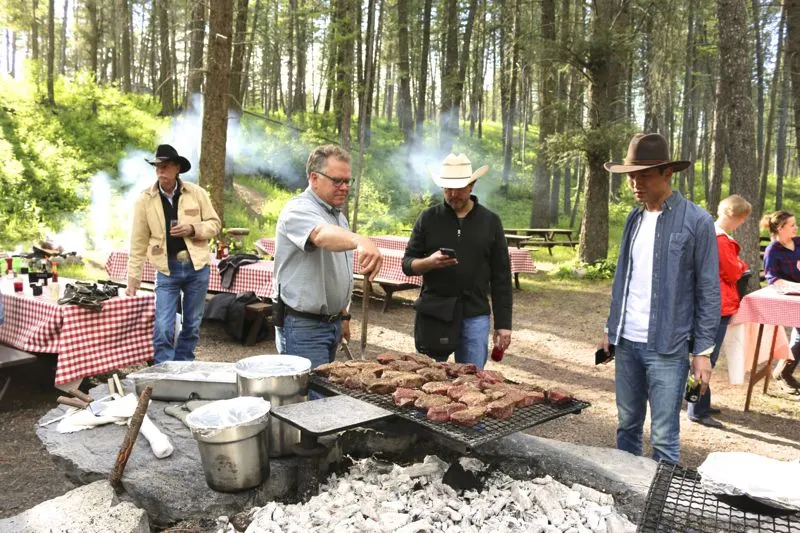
[781,359,800,390]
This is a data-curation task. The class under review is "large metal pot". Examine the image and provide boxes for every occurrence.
[235,354,311,457]
[186,397,271,492]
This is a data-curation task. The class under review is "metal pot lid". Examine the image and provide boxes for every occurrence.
[235,354,312,379]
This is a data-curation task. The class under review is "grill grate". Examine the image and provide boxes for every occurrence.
[309,374,590,449]
[638,461,799,533]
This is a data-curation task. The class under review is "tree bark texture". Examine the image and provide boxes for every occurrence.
[186,0,207,105]
[531,0,556,228]
[717,0,760,289]
[229,0,250,112]
[200,0,234,222]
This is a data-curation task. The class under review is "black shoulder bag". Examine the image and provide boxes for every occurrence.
[413,293,463,360]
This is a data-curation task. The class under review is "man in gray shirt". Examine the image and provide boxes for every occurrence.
[273,145,383,368]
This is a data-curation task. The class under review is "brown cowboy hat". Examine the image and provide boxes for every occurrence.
[145,144,192,174]
[604,133,691,174]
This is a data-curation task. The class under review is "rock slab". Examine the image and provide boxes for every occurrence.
[0,480,149,533]
[36,382,299,528]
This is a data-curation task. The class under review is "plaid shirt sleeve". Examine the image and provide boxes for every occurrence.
[763,238,800,284]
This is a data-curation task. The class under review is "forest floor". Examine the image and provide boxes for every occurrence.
[2,271,799,528]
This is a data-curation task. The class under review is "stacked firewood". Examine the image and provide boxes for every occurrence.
[314,353,572,427]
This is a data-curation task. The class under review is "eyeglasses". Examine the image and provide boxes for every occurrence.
[315,171,354,188]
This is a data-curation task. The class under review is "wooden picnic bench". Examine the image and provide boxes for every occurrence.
[505,228,579,255]
[353,273,418,312]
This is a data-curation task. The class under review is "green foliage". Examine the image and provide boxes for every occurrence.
[0,74,161,248]
[553,259,617,281]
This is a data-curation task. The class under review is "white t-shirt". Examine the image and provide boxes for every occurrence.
[622,210,661,343]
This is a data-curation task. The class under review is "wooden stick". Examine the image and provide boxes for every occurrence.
[109,385,152,492]
[113,374,124,396]
[107,378,115,396]
[360,276,371,358]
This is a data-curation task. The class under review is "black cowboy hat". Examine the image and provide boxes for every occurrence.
[146,144,191,174]
[604,133,691,174]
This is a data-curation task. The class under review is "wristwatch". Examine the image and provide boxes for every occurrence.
[340,314,352,321]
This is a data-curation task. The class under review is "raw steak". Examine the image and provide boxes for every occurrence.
[421,381,454,395]
[377,353,401,365]
[414,394,452,411]
[476,370,505,384]
[389,360,427,373]
[416,367,449,382]
[449,406,487,426]
[426,402,468,422]
[452,375,481,385]
[447,384,480,401]
[366,378,398,394]
[392,387,424,407]
[402,353,438,366]
[547,390,573,405]
[486,397,516,419]
[443,362,478,378]
[459,392,490,407]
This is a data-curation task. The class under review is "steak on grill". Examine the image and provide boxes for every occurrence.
[547,390,573,405]
[421,381,453,395]
[426,402,468,422]
[443,362,479,377]
[366,378,398,394]
[458,391,490,407]
[389,372,426,389]
[314,361,345,377]
[447,383,480,401]
[450,406,487,426]
[376,353,400,365]
[452,375,481,385]
[389,360,427,373]
[486,397,516,419]
[414,394,452,411]
[416,367,449,382]
[476,370,504,384]
[392,387,424,407]
[402,353,438,367]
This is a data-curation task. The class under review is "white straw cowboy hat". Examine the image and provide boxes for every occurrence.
[430,153,489,189]
[604,133,691,174]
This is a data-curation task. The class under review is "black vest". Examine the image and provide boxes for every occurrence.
[159,185,188,259]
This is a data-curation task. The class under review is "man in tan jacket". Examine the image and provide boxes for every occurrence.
[126,144,221,364]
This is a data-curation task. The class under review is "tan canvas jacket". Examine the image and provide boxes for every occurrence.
[127,180,221,283]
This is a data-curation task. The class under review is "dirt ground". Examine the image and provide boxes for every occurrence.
[1,271,799,524]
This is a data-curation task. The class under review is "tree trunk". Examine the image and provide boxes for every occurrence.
[717,0,760,290]
[119,0,131,91]
[334,0,355,151]
[415,0,433,142]
[293,0,307,113]
[229,0,249,112]
[59,0,68,75]
[31,0,40,62]
[158,0,175,115]
[186,0,206,105]
[531,0,556,228]
[88,0,99,81]
[758,5,785,217]
[578,0,628,264]
[240,0,260,108]
[752,0,765,173]
[776,44,790,209]
[679,1,695,196]
[200,0,235,223]
[709,78,726,215]
[500,0,520,189]
[396,0,413,144]
[46,0,55,105]
[439,0,460,150]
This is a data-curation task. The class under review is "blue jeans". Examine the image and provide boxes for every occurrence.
[153,260,210,365]
[275,315,342,369]
[688,315,731,419]
[454,315,491,370]
[615,337,690,463]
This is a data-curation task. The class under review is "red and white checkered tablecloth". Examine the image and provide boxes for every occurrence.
[731,286,800,327]
[0,286,155,385]
[257,237,536,280]
[105,251,274,298]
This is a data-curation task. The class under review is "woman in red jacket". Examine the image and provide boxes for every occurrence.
[688,195,751,428]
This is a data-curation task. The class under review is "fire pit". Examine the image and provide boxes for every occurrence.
[638,461,799,533]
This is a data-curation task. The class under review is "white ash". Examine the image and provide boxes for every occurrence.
[241,456,636,533]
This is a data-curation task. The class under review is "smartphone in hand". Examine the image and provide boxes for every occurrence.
[439,247,457,258]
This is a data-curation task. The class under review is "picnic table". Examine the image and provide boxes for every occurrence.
[105,250,275,298]
[0,277,155,389]
[504,228,579,255]
[257,236,536,294]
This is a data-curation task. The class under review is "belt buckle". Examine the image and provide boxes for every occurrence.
[176,250,191,263]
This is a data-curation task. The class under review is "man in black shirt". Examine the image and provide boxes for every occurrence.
[402,153,512,369]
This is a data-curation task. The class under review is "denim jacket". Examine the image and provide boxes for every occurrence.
[607,191,720,355]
